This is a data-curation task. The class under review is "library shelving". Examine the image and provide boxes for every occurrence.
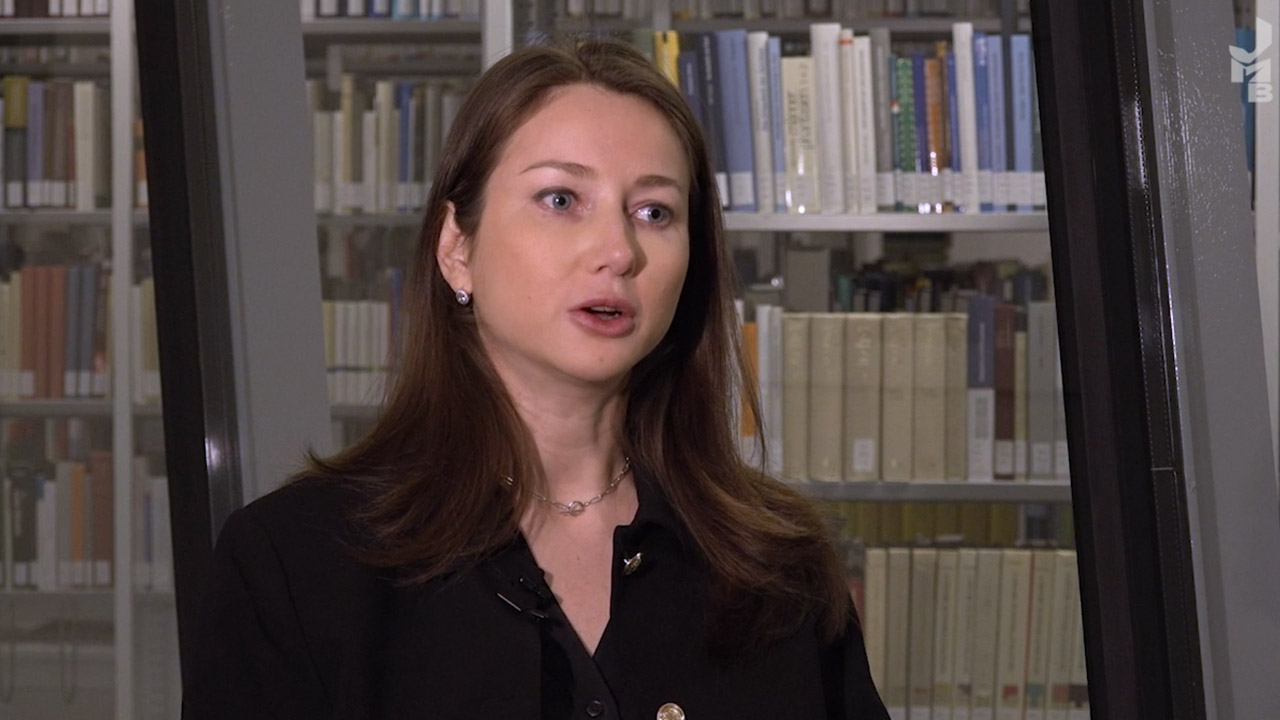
[786,478,1071,503]
[0,20,110,39]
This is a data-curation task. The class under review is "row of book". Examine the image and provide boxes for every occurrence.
[0,76,149,211]
[299,0,480,20]
[648,22,1045,215]
[322,293,396,406]
[1,455,174,593]
[0,264,163,406]
[308,77,468,216]
[563,0,1017,21]
[854,546,1089,720]
[828,500,1072,549]
[0,0,110,17]
[742,303,1068,483]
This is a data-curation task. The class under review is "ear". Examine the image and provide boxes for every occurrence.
[435,201,473,294]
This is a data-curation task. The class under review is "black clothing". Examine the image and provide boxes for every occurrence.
[182,469,889,719]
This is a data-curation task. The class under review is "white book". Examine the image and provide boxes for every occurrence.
[807,313,844,481]
[1014,328,1028,479]
[374,81,396,213]
[809,23,845,213]
[852,35,878,213]
[332,300,348,405]
[348,0,367,15]
[881,314,915,482]
[300,0,316,21]
[755,304,776,473]
[781,57,819,214]
[746,32,776,214]
[933,549,960,720]
[56,463,73,589]
[1054,350,1070,481]
[361,110,378,214]
[912,314,947,482]
[995,550,1033,720]
[885,547,913,720]
[1024,550,1057,720]
[908,548,938,720]
[93,0,106,16]
[953,23,981,214]
[781,313,810,479]
[319,0,339,16]
[372,0,391,14]
[375,300,389,400]
[1046,551,1080,720]
[864,547,889,694]
[970,549,1003,720]
[945,314,969,481]
[767,306,784,476]
[314,112,334,213]
[952,548,980,720]
[844,313,883,481]
[346,300,363,404]
[838,29,862,215]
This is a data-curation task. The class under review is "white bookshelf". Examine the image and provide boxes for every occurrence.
[0,210,149,226]
[724,211,1049,233]
[0,401,161,418]
[786,479,1072,504]
[0,19,110,38]
[301,18,481,42]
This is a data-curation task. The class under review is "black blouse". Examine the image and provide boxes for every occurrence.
[182,469,889,720]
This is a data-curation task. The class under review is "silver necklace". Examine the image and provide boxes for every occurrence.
[505,458,632,516]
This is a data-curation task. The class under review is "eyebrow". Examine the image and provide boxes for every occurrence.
[521,160,685,192]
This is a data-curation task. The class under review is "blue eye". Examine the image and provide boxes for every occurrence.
[539,190,574,211]
[637,204,672,225]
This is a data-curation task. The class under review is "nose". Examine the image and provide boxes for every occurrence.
[590,206,642,276]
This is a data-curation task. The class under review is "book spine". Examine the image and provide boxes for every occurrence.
[1011,34,1034,211]
[4,76,28,209]
[838,29,861,215]
[26,81,44,208]
[781,313,810,479]
[893,56,917,212]
[967,296,996,481]
[864,547,889,694]
[973,33,992,212]
[767,37,787,212]
[995,549,1034,720]
[746,32,775,214]
[952,548,979,720]
[853,35,878,213]
[372,81,395,212]
[807,313,844,481]
[696,33,730,208]
[945,313,969,481]
[885,547,912,720]
[89,450,112,586]
[912,53,930,210]
[781,56,819,214]
[881,314,915,482]
[970,549,1003,720]
[1046,551,1080,720]
[993,304,1017,480]
[870,28,895,210]
[844,313,883,481]
[908,548,939,720]
[63,262,81,398]
[986,36,1009,211]
[1024,550,1057,720]
[715,30,757,211]
[912,314,947,481]
[810,22,844,213]
[932,548,959,720]
[1014,309,1029,479]
[655,31,681,88]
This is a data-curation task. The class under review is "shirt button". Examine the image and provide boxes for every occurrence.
[586,699,605,717]
[656,702,685,720]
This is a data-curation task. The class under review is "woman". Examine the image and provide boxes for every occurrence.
[183,38,887,720]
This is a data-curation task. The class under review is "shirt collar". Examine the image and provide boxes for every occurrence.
[628,462,694,551]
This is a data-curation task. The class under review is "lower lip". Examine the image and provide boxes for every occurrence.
[570,309,636,338]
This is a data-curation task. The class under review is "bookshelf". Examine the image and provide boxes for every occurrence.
[787,478,1071,503]
[0,0,177,718]
[301,18,482,41]
[723,210,1048,233]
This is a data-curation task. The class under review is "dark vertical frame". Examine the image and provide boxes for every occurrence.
[1031,0,1206,718]
[134,0,244,689]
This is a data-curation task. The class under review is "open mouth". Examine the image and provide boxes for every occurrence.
[586,306,623,319]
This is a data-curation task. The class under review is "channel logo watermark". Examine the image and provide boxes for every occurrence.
[1232,19,1273,103]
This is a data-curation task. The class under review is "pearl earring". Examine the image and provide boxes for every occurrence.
[455,289,471,306]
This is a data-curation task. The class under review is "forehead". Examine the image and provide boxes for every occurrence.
[496,83,689,180]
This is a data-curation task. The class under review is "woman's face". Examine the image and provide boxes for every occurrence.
[439,83,691,394]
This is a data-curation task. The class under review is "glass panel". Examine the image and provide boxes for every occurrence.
[0,5,177,719]
[300,2,1087,719]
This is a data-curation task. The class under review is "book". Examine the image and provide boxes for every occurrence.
[1046,551,1081,720]
[945,313,969,481]
[781,313,810,479]
[881,313,915,482]
[912,313,947,481]
[932,548,960,720]
[1024,549,1057,720]
[746,31,776,213]
[844,313,883,481]
[952,547,979,720]
[810,23,845,213]
[970,548,1003,720]
[908,547,938,720]
[864,547,889,693]
[715,30,757,211]
[993,303,1017,479]
[967,296,997,481]
[885,547,912,720]
[781,55,819,214]
[807,313,844,481]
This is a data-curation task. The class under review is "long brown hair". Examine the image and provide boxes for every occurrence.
[302,38,850,652]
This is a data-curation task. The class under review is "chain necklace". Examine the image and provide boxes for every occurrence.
[505,458,632,516]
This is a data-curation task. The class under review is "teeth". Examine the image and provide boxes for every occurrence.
[588,306,618,313]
